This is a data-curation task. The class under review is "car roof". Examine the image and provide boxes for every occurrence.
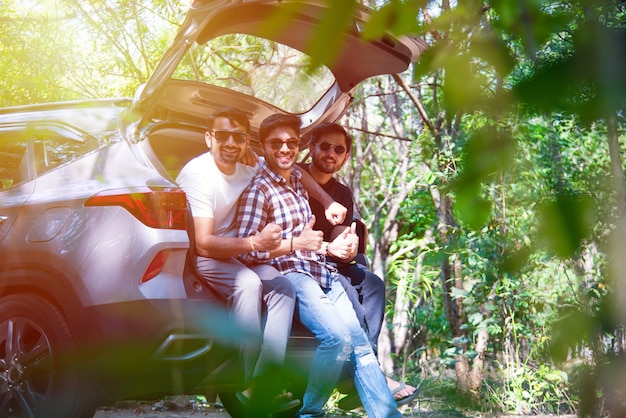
[0,99,130,134]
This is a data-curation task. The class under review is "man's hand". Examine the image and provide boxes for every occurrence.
[294,216,323,251]
[328,222,359,261]
[325,202,347,226]
[238,147,259,167]
[252,223,282,251]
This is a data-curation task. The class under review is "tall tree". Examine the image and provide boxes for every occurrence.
[58,0,186,97]
[0,2,75,105]
[335,0,624,411]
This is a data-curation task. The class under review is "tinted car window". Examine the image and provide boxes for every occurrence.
[0,128,28,190]
[173,33,335,113]
[33,125,99,175]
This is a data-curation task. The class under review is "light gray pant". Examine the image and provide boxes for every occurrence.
[196,257,296,383]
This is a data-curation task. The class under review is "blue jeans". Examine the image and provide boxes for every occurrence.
[336,262,386,354]
[285,272,400,418]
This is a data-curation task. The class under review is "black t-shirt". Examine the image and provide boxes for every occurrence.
[298,162,354,242]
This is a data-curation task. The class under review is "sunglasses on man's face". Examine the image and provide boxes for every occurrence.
[211,130,249,144]
[265,138,300,150]
[316,142,347,155]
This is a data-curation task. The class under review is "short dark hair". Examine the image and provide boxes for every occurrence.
[208,107,250,132]
[259,114,301,142]
[311,123,352,150]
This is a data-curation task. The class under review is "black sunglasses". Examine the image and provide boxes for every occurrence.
[265,138,299,150]
[316,142,347,155]
[211,130,249,144]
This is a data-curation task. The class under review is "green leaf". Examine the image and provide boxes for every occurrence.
[454,185,492,231]
[537,192,594,259]
[442,53,484,114]
[305,0,358,70]
[468,312,483,326]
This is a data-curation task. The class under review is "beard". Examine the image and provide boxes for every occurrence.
[216,146,242,164]
[312,157,337,174]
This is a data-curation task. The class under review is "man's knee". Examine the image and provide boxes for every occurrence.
[251,265,295,296]
[318,324,351,354]
[323,332,351,363]
[354,343,379,367]
[233,269,263,300]
[268,275,296,298]
[365,271,386,295]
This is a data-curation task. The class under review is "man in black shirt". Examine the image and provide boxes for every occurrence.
[298,123,418,408]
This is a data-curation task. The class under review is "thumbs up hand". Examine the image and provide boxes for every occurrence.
[293,215,323,252]
[328,223,359,261]
[253,223,282,251]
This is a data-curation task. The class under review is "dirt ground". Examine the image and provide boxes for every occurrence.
[93,398,577,418]
[93,398,441,417]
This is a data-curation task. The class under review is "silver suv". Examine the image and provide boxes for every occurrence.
[0,1,426,417]
[0,99,246,418]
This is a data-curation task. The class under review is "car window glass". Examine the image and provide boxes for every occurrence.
[0,129,29,190]
[173,33,335,114]
[33,126,99,175]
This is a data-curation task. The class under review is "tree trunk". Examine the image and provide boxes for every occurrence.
[607,112,626,322]
[470,326,489,391]
[430,182,473,392]
[392,260,411,355]
[604,112,626,417]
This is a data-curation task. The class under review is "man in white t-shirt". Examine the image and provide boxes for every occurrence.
[176,107,346,414]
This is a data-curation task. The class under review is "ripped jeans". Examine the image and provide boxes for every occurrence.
[285,272,400,418]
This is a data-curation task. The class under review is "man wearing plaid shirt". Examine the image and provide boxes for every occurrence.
[235,113,401,418]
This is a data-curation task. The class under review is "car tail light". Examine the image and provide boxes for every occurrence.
[85,187,187,230]
[141,250,169,283]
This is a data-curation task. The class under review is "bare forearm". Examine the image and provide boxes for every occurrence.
[297,168,347,225]
[195,235,255,259]
[298,167,332,206]
[270,232,323,258]
[269,237,297,258]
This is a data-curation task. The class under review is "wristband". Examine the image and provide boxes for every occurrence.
[249,236,257,251]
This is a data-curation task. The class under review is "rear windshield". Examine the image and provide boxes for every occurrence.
[172,33,335,114]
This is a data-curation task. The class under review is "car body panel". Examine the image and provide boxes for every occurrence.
[0,124,35,241]
[0,186,32,241]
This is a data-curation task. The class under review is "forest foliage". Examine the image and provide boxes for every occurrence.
[2,0,625,416]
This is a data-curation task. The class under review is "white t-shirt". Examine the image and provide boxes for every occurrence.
[176,152,259,237]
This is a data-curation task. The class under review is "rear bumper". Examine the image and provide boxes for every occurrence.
[79,298,249,401]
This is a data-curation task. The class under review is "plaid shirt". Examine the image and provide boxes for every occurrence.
[236,164,335,289]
